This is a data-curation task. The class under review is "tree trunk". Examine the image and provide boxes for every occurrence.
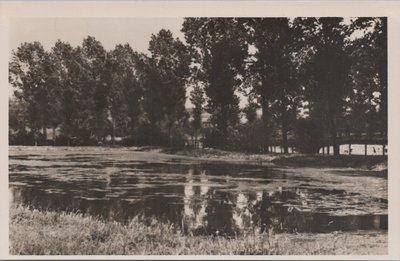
[43,127,47,145]
[130,120,135,145]
[33,128,38,146]
[112,119,116,146]
[194,129,198,149]
[261,98,270,153]
[192,131,194,149]
[169,126,172,147]
[216,105,229,149]
[67,134,70,146]
[281,98,289,154]
[332,134,339,155]
[282,129,288,154]
[53,126,56,146]
[329,116,339,155]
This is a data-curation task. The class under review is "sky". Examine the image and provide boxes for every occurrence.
[8,17,360,54]
[9,17,185,54]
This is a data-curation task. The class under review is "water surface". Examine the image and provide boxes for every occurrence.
[9,146,388,236]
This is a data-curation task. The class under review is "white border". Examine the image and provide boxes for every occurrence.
[1,1,399,260]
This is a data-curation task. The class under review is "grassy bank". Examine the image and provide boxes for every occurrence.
[161,148,387,171]
[10,205,387,255]
[272,155,388,170]
[161,147,276,162]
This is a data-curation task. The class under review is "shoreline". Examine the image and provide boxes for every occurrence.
[9,145,388,172]
[159,147,388,172]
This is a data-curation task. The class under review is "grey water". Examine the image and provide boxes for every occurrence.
[9,146,388,236]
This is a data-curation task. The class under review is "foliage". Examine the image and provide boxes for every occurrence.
[227,119,265,153]
[242,18,307,153]
[9,42,56,142]
[189,84,205,147]
[189,85,205,131]
[182,18,248,148]
[9,31,191,147]
[108,44,141,142]
[243,101,259,123]
[347,18,387,138]
[9,18,387,151]
[294,18,352,155]
[140,29,191,146]
[294,118,325,154]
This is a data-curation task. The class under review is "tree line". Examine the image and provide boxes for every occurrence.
[9,17,387,155]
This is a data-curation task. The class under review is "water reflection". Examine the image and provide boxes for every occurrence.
[9,151,388,236]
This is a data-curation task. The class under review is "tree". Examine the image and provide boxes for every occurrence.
[348,17,387,138]
[51,40,76,145]
[51,40,96,145]
[109,43,142,144]
[294,118,324,154]
[140,29,191,146]
[240,18,300,153]
[374,18,388,137]
[81,36,110,143]
[296,18,352,155]
[243,100,259,124]
[189,84,205,148]
[9,42,56,144]
[9,98,31,145]
[182,18,248,148]
[9,98,26,134]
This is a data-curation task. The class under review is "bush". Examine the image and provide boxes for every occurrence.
[202,128,225,149]
[135,124,186,147]
[294,118,324,154]
[226,120,264,153]
[9,130,35,145]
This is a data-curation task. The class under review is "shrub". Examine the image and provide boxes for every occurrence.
[226,120,264,153]
[294,118,324,154]
[9,130,35,145]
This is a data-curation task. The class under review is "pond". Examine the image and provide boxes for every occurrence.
[9,146,388,236]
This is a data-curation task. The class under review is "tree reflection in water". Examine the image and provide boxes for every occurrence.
[10,154,388,236]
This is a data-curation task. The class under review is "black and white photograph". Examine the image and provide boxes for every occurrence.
[1,1,399,259]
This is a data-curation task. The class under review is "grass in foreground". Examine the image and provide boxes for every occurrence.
[10,205,387,255]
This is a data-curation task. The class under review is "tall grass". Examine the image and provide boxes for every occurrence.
[10,205,387,255]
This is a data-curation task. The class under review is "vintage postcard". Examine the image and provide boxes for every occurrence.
[0,1,399,260]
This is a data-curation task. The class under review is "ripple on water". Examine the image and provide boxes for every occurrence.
[9,146,388,236]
